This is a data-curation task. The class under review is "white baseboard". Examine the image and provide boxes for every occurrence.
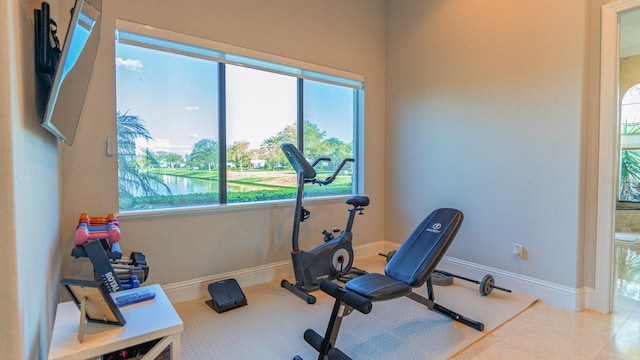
[438,256,583,311]
[383,241,583,311]
[161,241,386,303]
[162,240,584,311]
[583,286,597,311]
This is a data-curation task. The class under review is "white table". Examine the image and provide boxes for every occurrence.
[48,284,183,360]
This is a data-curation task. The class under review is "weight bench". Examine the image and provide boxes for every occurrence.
[296,208,484,360]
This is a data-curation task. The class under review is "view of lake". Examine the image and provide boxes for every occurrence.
[160,174,274,195]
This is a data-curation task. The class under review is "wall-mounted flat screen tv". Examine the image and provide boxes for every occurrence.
[38,0,102,145]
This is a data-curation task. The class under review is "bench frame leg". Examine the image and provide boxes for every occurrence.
[406,277,485,331]
[300,287,354,360]
[298,277,484,360]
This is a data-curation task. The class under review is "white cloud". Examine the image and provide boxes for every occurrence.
[176,133,200,138]
[115,57,143,71]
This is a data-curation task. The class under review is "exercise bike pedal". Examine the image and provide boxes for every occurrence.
[322,228,341,242]
[301,207,311,222]
[337,267,367,283]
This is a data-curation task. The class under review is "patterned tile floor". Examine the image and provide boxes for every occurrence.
[453,275,640,359]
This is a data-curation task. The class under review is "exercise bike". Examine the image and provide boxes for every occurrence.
[280,142,369,304]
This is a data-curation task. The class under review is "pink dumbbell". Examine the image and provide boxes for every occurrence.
[74,222,121,246]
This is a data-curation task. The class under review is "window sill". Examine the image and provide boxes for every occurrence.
[116,195,354,221]
[617,201,640,210]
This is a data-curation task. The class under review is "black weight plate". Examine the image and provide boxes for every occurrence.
[480,274,494,296]
[431,272,454,286]
[386,250,397,263]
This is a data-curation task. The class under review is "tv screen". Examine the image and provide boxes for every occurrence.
[39,0,102,145]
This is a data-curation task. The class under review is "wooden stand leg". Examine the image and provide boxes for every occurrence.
[78,296,87,344]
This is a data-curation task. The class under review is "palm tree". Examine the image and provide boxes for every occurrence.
[116,111,171,200]
[620,122,640,201]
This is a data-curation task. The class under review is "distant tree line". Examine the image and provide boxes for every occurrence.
[149,120,352,173]
[117,111,353,203]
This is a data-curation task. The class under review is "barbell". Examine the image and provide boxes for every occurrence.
[378,250,512,296]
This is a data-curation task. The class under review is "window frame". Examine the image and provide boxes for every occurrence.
[114,19,365,216]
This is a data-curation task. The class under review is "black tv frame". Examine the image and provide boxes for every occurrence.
[34,2,61,90]
[34,0,102,145]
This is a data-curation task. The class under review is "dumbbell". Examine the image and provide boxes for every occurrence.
[78,213,119,226]
[111,262,149,283]
[113,252,146,266]
[120,275,141,290]
[74,222,121,245]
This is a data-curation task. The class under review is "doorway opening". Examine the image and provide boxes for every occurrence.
[614,83,640,305]
[597,0,640,314]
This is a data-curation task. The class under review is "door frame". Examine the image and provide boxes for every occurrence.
[595,0,640,313]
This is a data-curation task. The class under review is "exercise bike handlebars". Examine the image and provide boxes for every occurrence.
[311,158,354,186]
[281,142,353,185]
[311,157,331,167]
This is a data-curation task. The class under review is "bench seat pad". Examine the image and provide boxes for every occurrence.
[345,273,411,301]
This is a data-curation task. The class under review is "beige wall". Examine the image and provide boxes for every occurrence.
[0,2,21,358]
[59,0,387,286]
[2,0,62,358]
[3,0,633,357]
[385,0,589,288]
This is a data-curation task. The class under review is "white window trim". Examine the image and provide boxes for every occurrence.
[114,19,364,89]
[114,19,365,216]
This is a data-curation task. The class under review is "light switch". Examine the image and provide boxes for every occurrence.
[106,138,115,156]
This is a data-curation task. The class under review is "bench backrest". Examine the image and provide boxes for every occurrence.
[385,208,463,287]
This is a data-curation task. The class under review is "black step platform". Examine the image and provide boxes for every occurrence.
[205,279,247,313]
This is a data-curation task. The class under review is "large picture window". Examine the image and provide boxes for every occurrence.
[114,22,363,212]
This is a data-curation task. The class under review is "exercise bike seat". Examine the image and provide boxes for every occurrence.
[346,208,463,301]
[346,195,370,207]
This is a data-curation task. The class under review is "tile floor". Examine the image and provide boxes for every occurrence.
[452,247,640,360]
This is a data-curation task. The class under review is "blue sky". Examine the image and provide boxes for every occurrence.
[115,42,354,156]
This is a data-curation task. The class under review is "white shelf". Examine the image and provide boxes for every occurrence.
[48,284,183,360]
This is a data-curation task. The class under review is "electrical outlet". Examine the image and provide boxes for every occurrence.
[513,244,524,257]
